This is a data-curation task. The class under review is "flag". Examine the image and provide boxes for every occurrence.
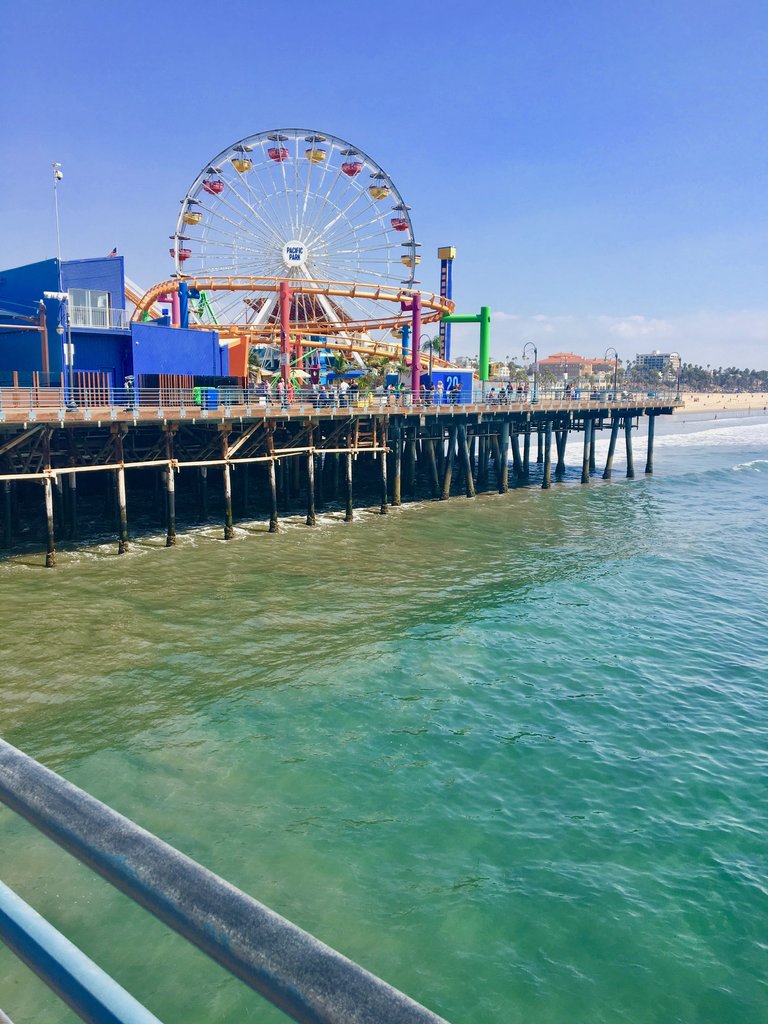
[107,247,118,258]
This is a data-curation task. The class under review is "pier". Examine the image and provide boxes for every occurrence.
[0,385,678,566]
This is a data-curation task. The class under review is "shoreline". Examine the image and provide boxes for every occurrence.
[677,391,768,413]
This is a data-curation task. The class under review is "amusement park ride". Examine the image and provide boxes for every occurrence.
[131,128,463,394]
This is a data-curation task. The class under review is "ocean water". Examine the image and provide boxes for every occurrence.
[0,412,767,1024]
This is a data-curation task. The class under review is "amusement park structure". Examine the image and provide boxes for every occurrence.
[131,128,457,394]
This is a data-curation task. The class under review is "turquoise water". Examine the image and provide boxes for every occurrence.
[1,413,767,1023]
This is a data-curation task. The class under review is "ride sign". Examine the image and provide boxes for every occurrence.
[282,241,308,269]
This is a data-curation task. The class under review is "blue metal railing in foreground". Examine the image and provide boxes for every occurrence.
[0,740,450,1024]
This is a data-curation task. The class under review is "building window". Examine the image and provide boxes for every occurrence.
[69,288,111,328]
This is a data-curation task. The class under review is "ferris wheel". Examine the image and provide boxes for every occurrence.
[171,128,421,338]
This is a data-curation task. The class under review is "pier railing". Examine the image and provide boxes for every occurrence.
[0,384,681,423]
[0,739,449,1024]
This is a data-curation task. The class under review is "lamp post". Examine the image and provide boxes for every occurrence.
[50,163,76,408]
[605,346,619,397]
[522,342,538,403]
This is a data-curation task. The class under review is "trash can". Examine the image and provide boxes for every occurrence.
[193,386,202,406]
[202,387,219,410]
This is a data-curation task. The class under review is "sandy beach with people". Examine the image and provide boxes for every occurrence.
[677,391,768,413]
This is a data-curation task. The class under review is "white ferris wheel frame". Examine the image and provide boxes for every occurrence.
[172,128,420,339]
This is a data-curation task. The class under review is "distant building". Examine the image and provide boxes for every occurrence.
[635,350,681,375]
[455,355,478,370]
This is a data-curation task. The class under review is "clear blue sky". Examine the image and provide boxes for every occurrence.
[1,0,766,366]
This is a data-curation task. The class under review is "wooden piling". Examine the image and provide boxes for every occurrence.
[477,434,486,489]
[581,418,591,484]
[199,467,208,519]
[645,413,655,475]
[457,424,476,498]
[306,428,316,526]
[164,430,176,547]
[42,429,55,568]
[537,427,544,464]
[2,478,12,549]
[268,460,279,532]
[379,425,389,513]
[43,476,55,568]
[523,430,531,479]
[511,430,523,481]
[392,421,402,506]
[67,473,77,540]
[555,427,568,477]
[603,415,621,479]
[589,418,596,473]
[441,424,457,499]
[625,415,635,478]
[542,419,553,489]
[114,429,129,554]
[499,420,510,493]
[345,434,354,522]
[221,430,234,539]
[425,438,440,498]
[406,432,416,493]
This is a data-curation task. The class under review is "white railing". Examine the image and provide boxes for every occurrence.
[68,306,130,330]
[0,385,682,422]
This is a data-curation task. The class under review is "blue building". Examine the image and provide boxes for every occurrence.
[0,256,229,388]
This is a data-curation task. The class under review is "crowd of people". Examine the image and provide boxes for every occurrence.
[245,377,539,409]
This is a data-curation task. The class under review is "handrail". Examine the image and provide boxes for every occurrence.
[0,879,163,1024]
[0,739,449,1024]
[0,384,682,423]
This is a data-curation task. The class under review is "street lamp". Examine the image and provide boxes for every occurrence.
[604,346,619,397]
[50,163,76,409]
[522,342,538,402]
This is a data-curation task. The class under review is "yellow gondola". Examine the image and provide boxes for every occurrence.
[182,211,203,225]
[401,255,421,267]
[306,148,327,163]
[231,158,253,173]
[369,185,391,200]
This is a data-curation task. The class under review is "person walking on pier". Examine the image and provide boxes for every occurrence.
[436,380,444,406]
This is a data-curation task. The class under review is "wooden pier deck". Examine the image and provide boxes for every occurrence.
[0,389,680,566]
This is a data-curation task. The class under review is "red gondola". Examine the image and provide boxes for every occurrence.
[169,247,192,262]
[390,217,409,231]
[202,179,224,195]
[268,147,289,162]
[342,160,363,177]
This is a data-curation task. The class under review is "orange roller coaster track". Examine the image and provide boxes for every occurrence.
[132,277,454,335]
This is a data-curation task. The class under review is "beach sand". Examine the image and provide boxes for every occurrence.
[677,391,768,413]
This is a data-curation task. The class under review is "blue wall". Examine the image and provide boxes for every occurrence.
[62,257,125,310]
[0,257,128,378]
[131,322,227,377]
[0,259,61,375]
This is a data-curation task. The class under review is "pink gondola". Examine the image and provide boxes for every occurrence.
[202,179,224,195]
